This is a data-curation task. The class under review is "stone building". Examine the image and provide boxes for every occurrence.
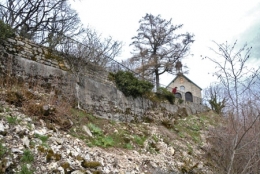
[167,73,202,104]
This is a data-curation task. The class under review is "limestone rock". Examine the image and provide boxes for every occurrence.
[82,125,93,137]
[0,122,5,132]
[168,146,175,156]
[22,136,30,148]
[71,170,85,174]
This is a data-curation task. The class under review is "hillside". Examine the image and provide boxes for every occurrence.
[0,85,220,174]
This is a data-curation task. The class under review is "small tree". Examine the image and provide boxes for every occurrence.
[204,84,227,114]
[205,40,260,174]
[130,14,194,91]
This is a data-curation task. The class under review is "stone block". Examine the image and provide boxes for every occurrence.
[7,38,16,43]
[17,41,25,46]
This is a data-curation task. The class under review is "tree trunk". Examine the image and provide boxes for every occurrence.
[155,70,159,91]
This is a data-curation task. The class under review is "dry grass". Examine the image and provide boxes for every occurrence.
[0,76,75,130]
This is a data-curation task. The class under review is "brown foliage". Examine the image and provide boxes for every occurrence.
[206,111,260,174]
[0,76,74,131]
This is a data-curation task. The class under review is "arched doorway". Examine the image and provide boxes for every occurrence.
[185,92,193,102]
[175,92,182,99]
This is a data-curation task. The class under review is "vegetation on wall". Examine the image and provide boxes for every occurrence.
[109,71,154,98]
[156,87,175,104]
[0,20,15,42]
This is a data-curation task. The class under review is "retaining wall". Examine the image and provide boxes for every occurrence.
[0,37,209,122]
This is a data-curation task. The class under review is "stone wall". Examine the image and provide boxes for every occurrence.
[0,37,209,122]
[4,37,63,69]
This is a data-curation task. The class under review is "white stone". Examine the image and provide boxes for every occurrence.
[103,166,110,174]
[49,137,64,145]
[168,147,175,156]
[25,44,32,49]
[0,122,4,132]
[7,38,16,43]
[82,125,93,137]
[35,55,41,60]
[31,124,35,130]
[72,151,78,157]
[17,41,25,46]
[22,136,30,148]
[71,170,85,174]
[34,128,46,135]
[57,166,65,174]
[85,154,90,160]
[38,48,43,53]
[39,119,46,127]
[48,162,58,170]
[11,148,23,154]
[15,125,23,133]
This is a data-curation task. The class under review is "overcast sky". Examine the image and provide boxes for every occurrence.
[70,0,260,89]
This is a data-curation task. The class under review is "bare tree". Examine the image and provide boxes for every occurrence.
[44,2,84,48]
[130,13,194,90]
[0,0,84,47]
[205,41,259,117]
[64,28,122,69]
[205,40,260,174]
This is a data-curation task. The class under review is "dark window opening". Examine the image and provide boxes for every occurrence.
[185,92,193,102]
[175,92,182,99]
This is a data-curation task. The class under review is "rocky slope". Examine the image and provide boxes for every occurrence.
[0,98,219,174]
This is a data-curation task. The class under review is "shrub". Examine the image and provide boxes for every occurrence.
[0,20,15,42]
[110,71,154,98]
[178,98,184,104]
[209,95,225,114]
[156,87,175,104]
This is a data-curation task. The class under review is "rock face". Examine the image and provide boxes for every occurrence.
[0,103,213,174]
[0,37,209,123]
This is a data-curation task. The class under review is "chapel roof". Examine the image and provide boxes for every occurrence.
[166,73,202,90]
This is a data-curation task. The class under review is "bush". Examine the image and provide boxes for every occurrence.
[0,20,15,42]
[156,87,175,104]
[110,71,154,98]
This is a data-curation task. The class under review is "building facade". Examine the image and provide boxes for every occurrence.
[167,73,202,104]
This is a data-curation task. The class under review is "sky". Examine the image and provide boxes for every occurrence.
[69,0,260,90]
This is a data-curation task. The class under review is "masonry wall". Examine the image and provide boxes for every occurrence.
[0,37,209,122]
